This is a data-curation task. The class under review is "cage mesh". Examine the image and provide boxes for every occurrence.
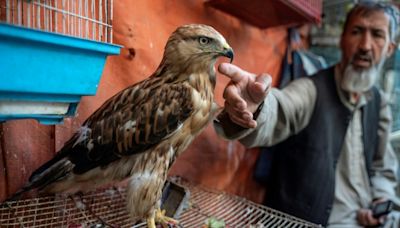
[0,0,113,43]
[0,179,322,228]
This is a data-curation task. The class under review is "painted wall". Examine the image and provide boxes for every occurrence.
[0,0,288,203]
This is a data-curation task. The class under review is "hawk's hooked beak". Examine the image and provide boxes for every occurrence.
[222,43,234,63]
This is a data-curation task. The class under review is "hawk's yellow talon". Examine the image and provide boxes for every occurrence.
[155,208,179,227]
[147,216,156,228]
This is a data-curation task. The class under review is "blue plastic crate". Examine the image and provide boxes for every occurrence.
[0,23,121,124]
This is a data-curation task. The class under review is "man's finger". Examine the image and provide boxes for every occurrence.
[229,113,250,127]
[228,111,257,128]
[218,63,255,83]
[223,85,247,110]
[249,73,272,103]
[224,101,246,118]
[255,73,272,93]
[224,101,257,128]
[358,209,380,226]
[357,209,369,225]
[367,210,380,225]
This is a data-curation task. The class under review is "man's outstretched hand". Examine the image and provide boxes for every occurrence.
[218,63,272,128]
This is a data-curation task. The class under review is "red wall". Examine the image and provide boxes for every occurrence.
[0,0,288,203]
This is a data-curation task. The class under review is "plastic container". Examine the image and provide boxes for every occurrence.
[0,23,121,124]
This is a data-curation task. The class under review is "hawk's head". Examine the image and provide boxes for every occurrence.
[162,24,234,67]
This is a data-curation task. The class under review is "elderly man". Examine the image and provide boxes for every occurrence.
[215,2,399,227]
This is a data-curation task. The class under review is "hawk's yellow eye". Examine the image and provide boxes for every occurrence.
[198,37,210,45]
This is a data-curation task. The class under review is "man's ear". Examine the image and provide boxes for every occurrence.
[386,42,396,57]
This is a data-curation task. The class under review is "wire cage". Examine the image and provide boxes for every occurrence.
[0,0,113,43]
[0,179,322,228]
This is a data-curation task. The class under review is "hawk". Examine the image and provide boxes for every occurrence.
[6,24,233,227]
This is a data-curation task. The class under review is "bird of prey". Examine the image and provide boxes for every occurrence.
[6,24,233,228]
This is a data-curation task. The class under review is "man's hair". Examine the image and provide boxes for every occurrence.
[342,1,400,43]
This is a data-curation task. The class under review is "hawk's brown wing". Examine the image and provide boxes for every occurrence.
[30,78,194,182]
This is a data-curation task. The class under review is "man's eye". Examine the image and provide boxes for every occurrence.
[199,37,210,45]
[351,29,361,35]
[372,31,385,39]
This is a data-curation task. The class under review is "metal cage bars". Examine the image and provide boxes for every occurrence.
[0,0,113,43]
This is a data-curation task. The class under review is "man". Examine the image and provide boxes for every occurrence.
[214,2,399,227]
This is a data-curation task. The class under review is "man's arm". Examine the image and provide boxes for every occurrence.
[357,92,399,226]
[370,91,399,201]
[214,63,317,148]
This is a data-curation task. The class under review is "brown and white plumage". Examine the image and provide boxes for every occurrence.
[7,24,233,227]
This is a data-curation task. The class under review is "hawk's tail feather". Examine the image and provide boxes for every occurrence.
[1,157,73,205]
[2,183,34,203]
[28,157,74,191]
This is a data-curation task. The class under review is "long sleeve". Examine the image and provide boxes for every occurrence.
[214,77,317,148]
[370,92,399,203]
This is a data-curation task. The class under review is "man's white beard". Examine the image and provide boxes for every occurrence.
[340,61,383,93]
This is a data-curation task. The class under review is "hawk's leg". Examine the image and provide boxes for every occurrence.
[146,208,180,228]
[155,208,179,228]
[146,214,156,228]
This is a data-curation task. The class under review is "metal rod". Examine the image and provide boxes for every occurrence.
[13,0,16,24]
[78,0,81,38]
[27,0,31,28]
[32,198,38,226]
[74,0,77,37]
[45,0,49,31]
[85,0,88,39]
[49,0,52,32]
[91,0,94,40]
[110,0,113,43]
[71,0,74,37]
[11,0,13,24]
[54,0,57,33]
[62,0,65,34]
[105,0,108,42]
[36,0,40,29]
[68,0,70,35]
[6,0,10,23]
[17,0,22,25]
[99,0,102,41]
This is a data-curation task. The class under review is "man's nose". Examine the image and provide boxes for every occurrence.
[358,32,372,52]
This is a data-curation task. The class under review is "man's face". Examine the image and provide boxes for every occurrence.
[341,10,394,71]
[339,9,395,93]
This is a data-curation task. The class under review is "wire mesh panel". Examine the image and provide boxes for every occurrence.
[0,0,113,43]
[0,188,132,227]
[0,180,322,228]
[176,181,321,228]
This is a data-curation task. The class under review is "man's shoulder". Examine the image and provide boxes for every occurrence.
[310,65,336,78]
[280,76,316,95]
[306,65,337,90]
